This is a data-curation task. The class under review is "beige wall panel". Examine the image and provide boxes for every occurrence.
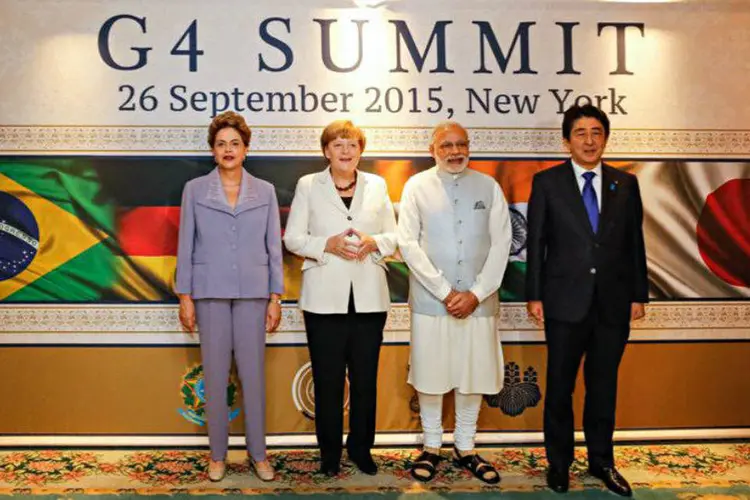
[0,343,748,434]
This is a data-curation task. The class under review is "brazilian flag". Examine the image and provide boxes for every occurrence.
[0,159,117,301]
[0,157,207,302]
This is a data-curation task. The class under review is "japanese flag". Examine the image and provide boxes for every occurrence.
[635,161,750,298]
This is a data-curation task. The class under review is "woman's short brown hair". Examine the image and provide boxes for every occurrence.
[320,120,366,154]
[207,111,251,147]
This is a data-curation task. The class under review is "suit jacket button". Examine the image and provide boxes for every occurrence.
[347,216,352,221]
[590,267,596,274]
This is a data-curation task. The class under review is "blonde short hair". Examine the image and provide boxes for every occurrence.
[320,120,366,154]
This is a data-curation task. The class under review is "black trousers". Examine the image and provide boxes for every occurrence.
[543,302,630,470]
[303,292,386,464]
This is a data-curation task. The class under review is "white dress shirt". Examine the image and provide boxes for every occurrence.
[571,161,602,211]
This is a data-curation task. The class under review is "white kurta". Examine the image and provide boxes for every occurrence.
[408,313,504,395]
[398,167,513,395]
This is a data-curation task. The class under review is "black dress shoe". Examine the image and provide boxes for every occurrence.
[350,453,378,475]
[547,466,569,493]
[319,460,340,477]
[589,466,632,497]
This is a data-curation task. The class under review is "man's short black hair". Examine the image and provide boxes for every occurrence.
[562,104,610,140]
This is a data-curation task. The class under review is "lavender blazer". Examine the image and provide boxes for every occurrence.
[175,167,284,299]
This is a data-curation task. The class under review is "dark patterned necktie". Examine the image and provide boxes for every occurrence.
[582,171,599,233]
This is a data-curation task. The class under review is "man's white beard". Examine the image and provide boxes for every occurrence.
[437,156,469,174]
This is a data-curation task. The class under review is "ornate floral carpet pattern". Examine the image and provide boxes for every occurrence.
[0,443,748,497]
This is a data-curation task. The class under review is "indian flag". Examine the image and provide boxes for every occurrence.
[472,160,557,300]
[372,158,557,301]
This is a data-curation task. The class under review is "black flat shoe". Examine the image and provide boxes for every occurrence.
[546,466,570,493]
[589,466,632,497]
[350,453,378,475]
[319,460,340,477]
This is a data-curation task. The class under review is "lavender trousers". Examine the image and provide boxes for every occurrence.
[195,298,267,462]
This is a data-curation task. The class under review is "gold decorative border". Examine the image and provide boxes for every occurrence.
[0,302,747,343]
[1,126,749,155]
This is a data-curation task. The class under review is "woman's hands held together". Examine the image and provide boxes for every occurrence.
[325,230,359,260]
[324,229,379,261]
[349,229,378,261]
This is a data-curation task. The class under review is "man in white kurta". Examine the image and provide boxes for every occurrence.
[397,122,512,483]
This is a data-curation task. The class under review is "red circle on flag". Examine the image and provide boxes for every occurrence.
[696,179,750,288]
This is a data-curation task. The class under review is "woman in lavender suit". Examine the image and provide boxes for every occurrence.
[175,111,283,482]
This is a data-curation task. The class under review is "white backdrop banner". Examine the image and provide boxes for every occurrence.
[0,0,748,129]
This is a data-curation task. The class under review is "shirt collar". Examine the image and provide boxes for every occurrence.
[435,165,469,182]
[571,160,602,180]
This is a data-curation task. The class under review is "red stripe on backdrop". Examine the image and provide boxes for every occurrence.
[118,207,180,256]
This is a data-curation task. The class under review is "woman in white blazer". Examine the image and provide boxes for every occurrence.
[284,120,397,477]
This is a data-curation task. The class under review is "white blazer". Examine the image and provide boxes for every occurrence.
[284,168,398,314]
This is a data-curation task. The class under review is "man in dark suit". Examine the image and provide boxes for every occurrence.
[525,105,648,497]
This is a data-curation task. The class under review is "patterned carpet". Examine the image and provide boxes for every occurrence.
[0,443,749,497]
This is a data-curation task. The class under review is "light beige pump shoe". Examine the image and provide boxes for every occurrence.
[250,459,275,482]
[208,460,226,482]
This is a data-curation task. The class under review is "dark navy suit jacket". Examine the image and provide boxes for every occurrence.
[525,161,648,324]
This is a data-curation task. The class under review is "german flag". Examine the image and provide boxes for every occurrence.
[99,157,306,301]
[93,157,211,302]
[113,206,181,300]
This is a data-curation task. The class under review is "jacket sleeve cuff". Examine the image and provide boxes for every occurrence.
[310,237,328,262]
[436,282,453,302]
[370,235,386,263]
[469,285,489,303]
[174,276,191,295]
[373,235,385,256]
